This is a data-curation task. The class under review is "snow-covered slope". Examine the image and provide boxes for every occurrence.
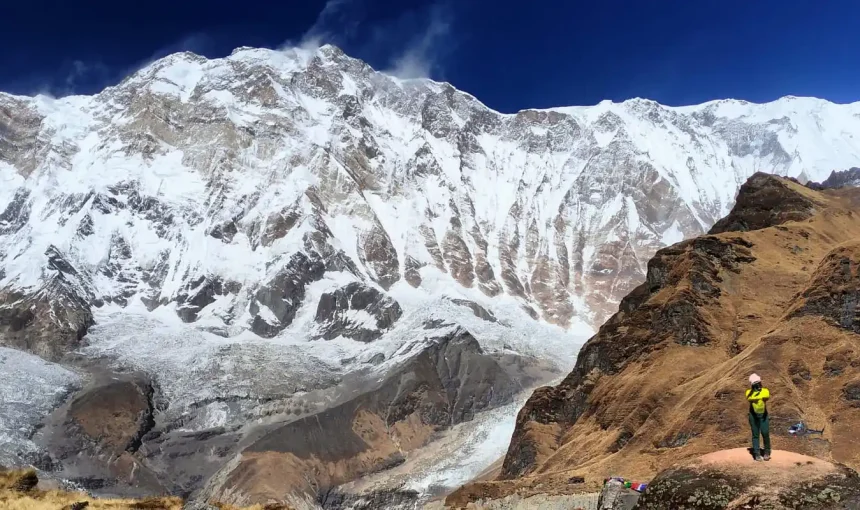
[2,43,860,503]
[2,46,860,336]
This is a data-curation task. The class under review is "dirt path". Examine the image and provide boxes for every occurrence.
[699,448,834,474]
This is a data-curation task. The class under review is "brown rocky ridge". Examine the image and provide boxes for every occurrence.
[33,369,169,498]
[448,173,860,506]
[0,466,299,509]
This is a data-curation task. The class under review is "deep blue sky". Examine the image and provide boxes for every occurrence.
[2,0,858,112]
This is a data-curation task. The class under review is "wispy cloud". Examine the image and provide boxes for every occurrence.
[384,6,452,79]
[15,58,112,97]
[300,0,356,47]
[285,0,456,80]
[63,60,110,95]
[12,33,213,98]
[276,0,361,52]
[16,2,457,98]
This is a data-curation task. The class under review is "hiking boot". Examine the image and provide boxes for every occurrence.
[763,453,771,461]
[754,454,764,462]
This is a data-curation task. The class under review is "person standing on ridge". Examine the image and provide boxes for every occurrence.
[746,373,771,461]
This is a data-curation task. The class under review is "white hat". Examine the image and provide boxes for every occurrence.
[749,373,762,384]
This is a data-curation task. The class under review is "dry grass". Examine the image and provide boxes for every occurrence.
[450,179,860,505]
[0,468,181,510]
[0,469,295,510]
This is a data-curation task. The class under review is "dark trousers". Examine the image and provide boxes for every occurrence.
[749,412,771,455]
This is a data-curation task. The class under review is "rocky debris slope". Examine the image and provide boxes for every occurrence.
[17,295,569,504]
[636,448,860,509]
[32,370,167,497]
[448,174,860,505]
[441,490,600,510]
[202,328,521,505]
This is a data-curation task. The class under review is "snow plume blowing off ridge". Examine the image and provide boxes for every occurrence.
[290,0,455,80]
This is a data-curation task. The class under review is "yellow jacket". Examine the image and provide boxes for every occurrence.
[746,387,770,415]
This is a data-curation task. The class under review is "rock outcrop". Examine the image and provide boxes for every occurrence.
[786,240,860,333]
[314,282,403,342]
[0,247,94,361]
[451,175,860,504]
[808,167,860,190]
[636,448,860,509]
[708,172,819,235]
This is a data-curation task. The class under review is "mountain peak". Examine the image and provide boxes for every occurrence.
[708,173,818,234]
[317,42,345,56]
[230,45,258,55]
[147,50,208,69]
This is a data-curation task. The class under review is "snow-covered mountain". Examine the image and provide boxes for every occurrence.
[3,45,860,338]
[2,43,860,504]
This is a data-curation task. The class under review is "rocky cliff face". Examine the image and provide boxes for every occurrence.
[2,43,860,507]
[448,174,860,505]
